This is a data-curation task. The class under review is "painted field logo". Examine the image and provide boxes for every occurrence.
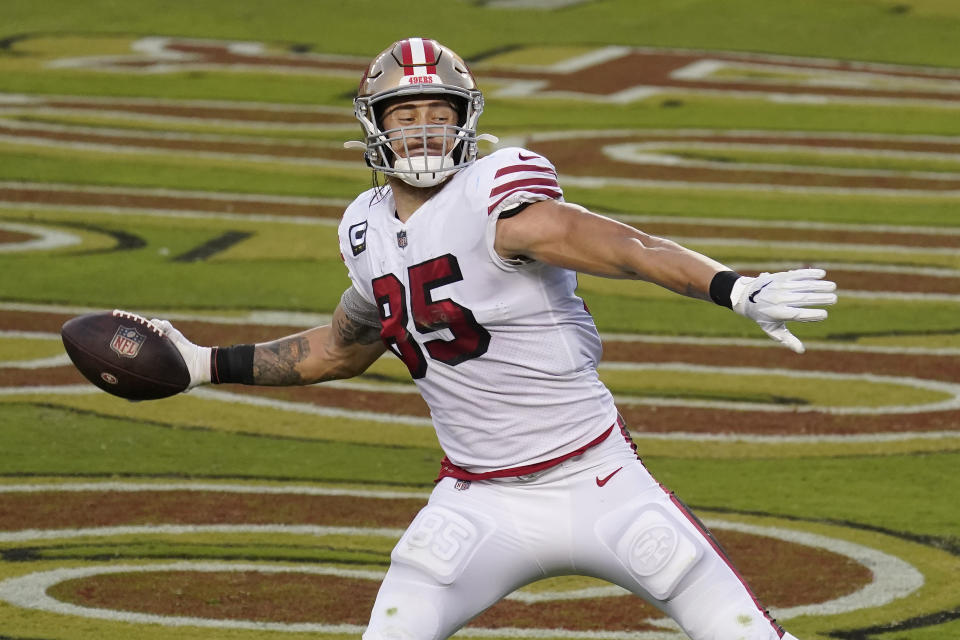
[110,326,146,358]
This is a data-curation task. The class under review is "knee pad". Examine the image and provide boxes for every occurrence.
[595,501,704,600]
[391,503,495,585]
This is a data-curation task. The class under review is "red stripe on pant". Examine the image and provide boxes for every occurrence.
[665,490,786,638]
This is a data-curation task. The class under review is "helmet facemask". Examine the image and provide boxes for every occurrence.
[346,38,495,188]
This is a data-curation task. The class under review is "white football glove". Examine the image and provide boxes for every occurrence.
[151,319,211,390]
[730,268,837,354]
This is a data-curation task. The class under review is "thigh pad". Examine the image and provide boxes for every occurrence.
[596,501,704,600]
[391,504,494,585]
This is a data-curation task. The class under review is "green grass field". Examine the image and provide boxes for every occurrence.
[1,2,959,639]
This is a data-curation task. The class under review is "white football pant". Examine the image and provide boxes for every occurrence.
[364,428,792,640]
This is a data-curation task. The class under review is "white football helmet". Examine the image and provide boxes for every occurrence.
[346,38,494,188]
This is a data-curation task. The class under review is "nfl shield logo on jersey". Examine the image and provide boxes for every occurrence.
[110,326,146,358]
[397,230,408,248]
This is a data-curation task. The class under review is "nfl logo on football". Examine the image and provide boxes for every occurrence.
[110,326,146,358]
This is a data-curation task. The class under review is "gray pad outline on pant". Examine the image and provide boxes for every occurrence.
[391,503,495,585]
[595,501,705,600]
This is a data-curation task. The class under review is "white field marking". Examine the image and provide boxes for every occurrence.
[0,118,351,149]
[560,174,960,198]
[487,81,960,108]
[189,387,434,428]
[506,129,960,194]
[0,519,921,633]
[0,330,60,340]
[609,140,960,164]
[632,429,960,444]
[48,63,361,80]
[0,201,960,272]
[621,44,960,79]
[668,59,725,81]
[5,384,959,444]
[7,178,955,236]
[0,106,358,131]
[0,354,71,369]
[0,133,361,170]
[667,234,960,256]
[672,59,960,95]
[0,385,96,396]
[611,210,960,238]
[733,261,960,279]
[545,45,633,73]
[47,37,364,80]
[0,221,81,253]
[6,319,958,362]
[603,148,960,185]
[0,92,352,117]
[525,127,960,145]
[0,302,331,327]
[0,524,405,544]
[0,180,352,207]
[36,38,960,107]
[600,362,960,415]
[834,290,960,303]
[0,201,342,226]
[598,332,960,357]
[485,75,960,108]
[603,142,960,180]
[0,481,431,500]
[704,519,925,619]
[14,181,955,245]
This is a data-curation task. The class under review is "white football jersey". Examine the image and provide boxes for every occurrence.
[338,147,617,472]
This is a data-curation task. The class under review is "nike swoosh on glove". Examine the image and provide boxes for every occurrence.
[151,319,212,390]
[730,268,837,354]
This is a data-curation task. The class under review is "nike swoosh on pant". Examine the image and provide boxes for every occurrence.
[596,467,623,487]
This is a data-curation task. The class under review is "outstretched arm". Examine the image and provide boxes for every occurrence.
[250,303,385,385]
[155,287,386,390]
[495,199,836,353]
[495,200,725,299]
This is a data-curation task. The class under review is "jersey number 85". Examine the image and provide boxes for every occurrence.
[372,253,491,379]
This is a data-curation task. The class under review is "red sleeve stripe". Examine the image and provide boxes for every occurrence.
[487,187,563,215]
[489,176,560,197]
[494,163,557,179]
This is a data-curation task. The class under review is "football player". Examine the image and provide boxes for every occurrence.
[157,37,835,640]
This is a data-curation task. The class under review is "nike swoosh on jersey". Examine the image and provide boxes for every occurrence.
[748,281,772,303]
[596,467,623,487]
[518,152,539,161]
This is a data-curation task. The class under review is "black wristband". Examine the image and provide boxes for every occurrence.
[709,270,742,309]
[211,344,255,384]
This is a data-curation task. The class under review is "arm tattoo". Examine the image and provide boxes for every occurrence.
[335,311,382,346]
[252,337,312,385]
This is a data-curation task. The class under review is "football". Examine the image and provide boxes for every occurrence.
[61,310,190,400]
